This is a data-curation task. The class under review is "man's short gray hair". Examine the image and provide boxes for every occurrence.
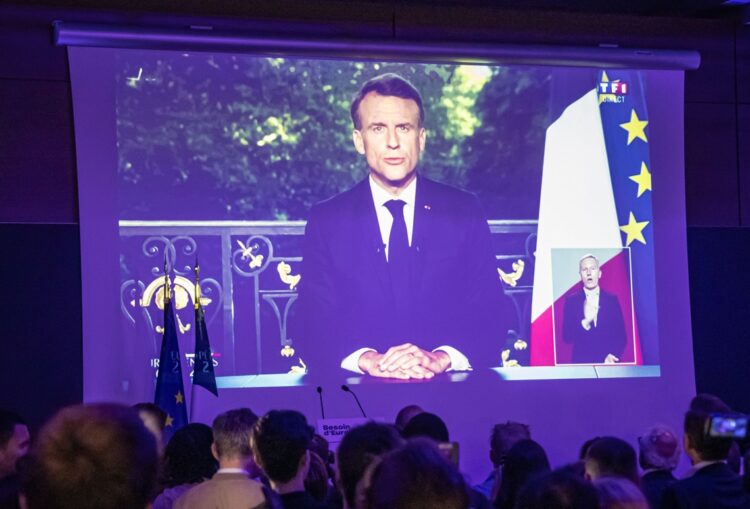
[579,254,600,269]
[638,424,680,471]
[213,408,258,459]
[491,421,531,460]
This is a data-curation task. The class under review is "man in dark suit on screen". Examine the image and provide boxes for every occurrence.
[562,254,626,364]
[294,73,505,380]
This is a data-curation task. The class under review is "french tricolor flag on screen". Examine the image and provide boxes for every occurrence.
[529,71,659,366]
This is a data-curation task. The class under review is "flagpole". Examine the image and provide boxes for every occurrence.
[164,257,170,307]
[155,256,169,403]
[156,256,170,397]
[189,258,199,422]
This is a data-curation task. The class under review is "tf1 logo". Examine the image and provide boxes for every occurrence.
[598,81,629,104]
[598,82,629,94]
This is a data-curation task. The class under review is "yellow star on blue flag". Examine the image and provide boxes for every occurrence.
[620,110,648,145]
[629,162,652,197]
[620,212,649,246]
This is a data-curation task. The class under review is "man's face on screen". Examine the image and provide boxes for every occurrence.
[352,92,426,194]
[579,257,601,290]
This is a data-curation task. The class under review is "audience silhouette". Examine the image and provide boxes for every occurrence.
[5,391,750,509]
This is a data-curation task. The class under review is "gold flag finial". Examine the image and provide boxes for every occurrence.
[194,258,201,310]
[164,257,171,303]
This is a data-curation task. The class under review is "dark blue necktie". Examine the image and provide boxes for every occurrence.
[384,199,413,332]
[384,199,409,265]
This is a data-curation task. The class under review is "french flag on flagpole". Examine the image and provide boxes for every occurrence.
[530,71,657,367]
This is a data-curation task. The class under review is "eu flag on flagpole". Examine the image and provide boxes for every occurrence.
[597,69,657,365]
[193,262,218,396]
[154,272,188,435]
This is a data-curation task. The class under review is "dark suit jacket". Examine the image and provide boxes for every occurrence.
[279,491,333,509]
[640,469,677,509]
[293,175,506,376]
[660,462,750,509]
[562,288,626,364]
[0,474,20,509]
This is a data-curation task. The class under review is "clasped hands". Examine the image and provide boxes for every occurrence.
[358,343,451,380]
[581,301,598,330]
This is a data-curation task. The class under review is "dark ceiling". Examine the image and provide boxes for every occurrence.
[362,0,741,17]
[2,0,748,20]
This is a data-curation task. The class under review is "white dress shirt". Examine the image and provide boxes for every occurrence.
[339,176,471,374]
[216,468,249,475]
[581,286,600,330]
[369,175,416,260]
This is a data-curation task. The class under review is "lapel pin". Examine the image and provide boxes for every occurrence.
[424,204,431,210]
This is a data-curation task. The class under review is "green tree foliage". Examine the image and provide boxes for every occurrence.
[117,53,550,220]
[463,67,551,218]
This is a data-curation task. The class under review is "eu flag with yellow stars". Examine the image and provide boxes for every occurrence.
[598,69,658,365]
[154,275,188,436]
[193,295,218,396]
